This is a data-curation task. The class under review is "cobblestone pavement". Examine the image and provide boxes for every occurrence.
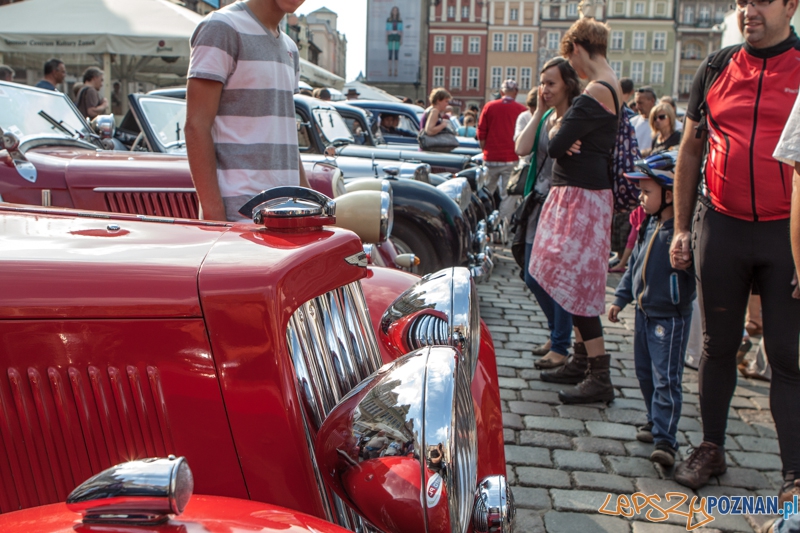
[482,246,781,533]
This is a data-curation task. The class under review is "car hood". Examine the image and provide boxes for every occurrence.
[339,144,469,169]
[302,154,421,180]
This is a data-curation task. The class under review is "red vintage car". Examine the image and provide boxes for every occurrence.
[0,190,514,532]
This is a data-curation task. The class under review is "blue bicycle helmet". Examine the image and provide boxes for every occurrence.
[624,150,677,190]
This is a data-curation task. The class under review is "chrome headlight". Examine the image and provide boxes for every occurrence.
[414,163,432,183]
[437,177,471,211]
[381,187,393,241]
[332,168,347,197]
[473,476,516,533]
[476,165,488,190]
[380,267,481,378]
[314,345,477,533]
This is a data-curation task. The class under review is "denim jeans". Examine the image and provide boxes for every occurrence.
[524,242,573,356]
[634,308,691,449]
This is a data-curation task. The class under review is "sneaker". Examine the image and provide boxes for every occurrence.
[650,441,677,467]
[636,422,654,443]
[674,441,727,490]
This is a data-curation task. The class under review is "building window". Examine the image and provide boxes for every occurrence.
[715,6,725,21]
[447,5,456,18]
[631,61,644,83]
[611,31,624,50]
[547,31,560,50]
[699,5,711,22]
[451,67,462,89]
[452,36,463,53]
[462,5,470,19]
[634,1,645,15]
[656,2,667,15]
[510,7,519,20]
[614,1,625,14]
[434,36,446,53]
[468,67,480,89]
[433,66,445,86]
[506,66,517,81]
[491,66,503,88]
[549,5,560,18]
[520,67,532,89]
[493,33,504,51]
[508,34,518,52]
[568,3,579,16]
[684,6,695,23]
[522,34,533,52]
[611,60,623,79]
[680,73,694,94]
[653,32,666,51]
[469,36,481,54]
[650,62,664,84]
[633,31,646,50]
[684,42,702,59]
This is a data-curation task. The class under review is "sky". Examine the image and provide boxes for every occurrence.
[296,0,367,82]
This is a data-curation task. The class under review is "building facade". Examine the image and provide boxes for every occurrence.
[428,0,490,111]
[606,0,676,98]
[674,0,727,101]
[484,0,542,104]
[306,7,347,80]
[536,0,592,88]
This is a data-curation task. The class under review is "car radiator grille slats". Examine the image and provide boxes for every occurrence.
[104,191,199,219]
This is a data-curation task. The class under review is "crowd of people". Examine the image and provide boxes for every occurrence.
[417,7,800,517]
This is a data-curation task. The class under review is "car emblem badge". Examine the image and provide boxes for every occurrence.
[345,251,368,268]
[426,473,443,507]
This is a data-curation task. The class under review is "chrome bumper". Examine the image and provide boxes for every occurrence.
[473,475,516,532]
[469,246,494,284]
[487,210,508,244]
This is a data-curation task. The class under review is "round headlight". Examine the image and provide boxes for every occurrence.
[436,177,471,211]
[314,346,477,533]
[380,189,394,241]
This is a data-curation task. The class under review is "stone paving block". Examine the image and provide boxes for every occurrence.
[499,388,517,401]
[735,383,770,398]
[717,467,772,490]
[496,357,533,368]
[511,486,552,510]
[728,451,782,471]
[574,437,627,456]
[491,332,509,342]
[729,395,757,409]
[606,408,649,425]
[764,470,785,491]
[631,523,723,533]
[683,393,700,405]
[503,428,515,444]
[677,417,703,432]
[521,389,561,404]
[626,441,656,459]
[498,377,528,390]
[524,416,586,435]
[544,510,632,533]
[682,431,741,451]
[516,466,572,488]
[552,489,619,513]
[612,398,648,411]
[554,450,606,472]
[507,464,516,484]
[519,369,541,380]
[573,471,635,493]
[681,403,700,417]
[491,325,518,333]
[725,419,759,436]
[495,348,523,358]
[754,424,778,439]
[528,379,570,392]
[751,396,770,410]
[505,341,541,351]
[496,366,516,377]
[503,412,524,430]
[587,421,638,440]
[612,377,642,389]
[505,445,552,467]
[621,388,645,399]
[608,456,658,477]
[513,509,546,533]
[509,401,553,416]
[557,405,604,421]
[520,430,574,449]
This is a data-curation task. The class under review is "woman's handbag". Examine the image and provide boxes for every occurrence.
[506,163,530,196]
[418,110,459,153]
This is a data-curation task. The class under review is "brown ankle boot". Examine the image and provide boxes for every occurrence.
[573,342,587,355]
[541,352,588,384]
[674,442,727,490]
[779,473,800,507]
[558,354,615,404]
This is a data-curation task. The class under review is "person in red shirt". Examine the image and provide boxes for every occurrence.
[477,79,527,223]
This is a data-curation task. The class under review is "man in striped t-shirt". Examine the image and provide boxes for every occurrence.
[186,0,308,222]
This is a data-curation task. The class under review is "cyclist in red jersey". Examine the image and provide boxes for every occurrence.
[669,0,800,500]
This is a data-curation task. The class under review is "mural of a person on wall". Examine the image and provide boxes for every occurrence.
[386,6,403,77]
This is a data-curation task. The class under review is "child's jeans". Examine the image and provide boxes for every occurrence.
[634,308,692,449]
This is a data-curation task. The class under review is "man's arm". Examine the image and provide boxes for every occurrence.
[792,165,800,298]
[185,78,226,221]
[669,117,705,270]
[299,153,309,188]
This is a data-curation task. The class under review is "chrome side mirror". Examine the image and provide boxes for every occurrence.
[66,456,194,525]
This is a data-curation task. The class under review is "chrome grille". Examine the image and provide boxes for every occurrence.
[407,313,449,350]
[452,363,478,533]
[102,190,199,219]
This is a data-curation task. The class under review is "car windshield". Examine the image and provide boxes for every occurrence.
[0,82,92,141]
[138,97,187,153]
[312,108,354,145]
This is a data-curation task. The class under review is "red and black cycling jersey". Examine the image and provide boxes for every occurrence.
[686,32,800,222]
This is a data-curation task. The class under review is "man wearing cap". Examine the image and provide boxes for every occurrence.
[346,88,360,100]
[477,79,527,224]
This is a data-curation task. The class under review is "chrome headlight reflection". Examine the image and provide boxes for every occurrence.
[437,177,472,211]
[380,267,481,378]
[314,346,477,533]
[380,189,393,241]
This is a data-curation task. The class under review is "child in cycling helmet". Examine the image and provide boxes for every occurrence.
[607,151,697,467]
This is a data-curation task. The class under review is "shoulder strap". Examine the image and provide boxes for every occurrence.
[524,109,555,197]
[595,80,619,115]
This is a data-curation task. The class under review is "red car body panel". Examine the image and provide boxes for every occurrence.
[0,495,351,533]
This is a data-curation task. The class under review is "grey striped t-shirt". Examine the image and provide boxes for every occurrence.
[188,2,300,217]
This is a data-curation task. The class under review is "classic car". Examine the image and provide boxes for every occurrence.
[0,192,515,533]
[0,457,354,533]
[0,80,490,279]
[346,100,482,157]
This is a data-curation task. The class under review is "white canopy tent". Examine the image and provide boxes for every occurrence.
[300,59,344,91]
[343,81,402,103]
[0,0,203,106]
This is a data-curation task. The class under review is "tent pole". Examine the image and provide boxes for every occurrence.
[103,53,112,112]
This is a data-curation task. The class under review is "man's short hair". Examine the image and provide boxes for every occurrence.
[0,65,14,81]
[620,78,634,95]
[501,79,518,92]
[636,86,657,101]
[43,58,64,76]
[82,66,103,83]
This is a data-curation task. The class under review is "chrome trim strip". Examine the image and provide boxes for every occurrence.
[93,187,197,193]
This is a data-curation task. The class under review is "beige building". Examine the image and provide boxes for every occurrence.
[674,0,727,102]
[306,7,347,80]
[485,0,543,104]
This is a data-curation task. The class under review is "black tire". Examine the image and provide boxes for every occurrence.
[390,222,441,276]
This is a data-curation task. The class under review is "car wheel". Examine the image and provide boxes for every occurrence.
[390,224,440,276]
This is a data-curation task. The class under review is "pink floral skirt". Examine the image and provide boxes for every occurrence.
[529,185,613,317]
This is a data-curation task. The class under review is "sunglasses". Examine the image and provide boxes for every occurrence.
[655,114,668,121]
